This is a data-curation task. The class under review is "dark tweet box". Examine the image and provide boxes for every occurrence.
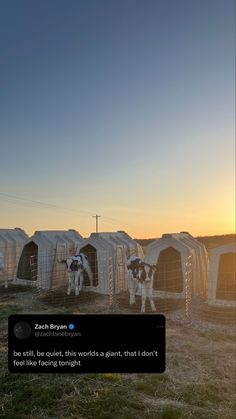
[8,314,165,373]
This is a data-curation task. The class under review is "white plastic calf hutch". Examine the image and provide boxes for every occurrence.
[76,232,131,295]
[208,243,236,308]
[96,231,144,259]
[14,230,83,290]
[145,233,208,299]
[0,228,28,287]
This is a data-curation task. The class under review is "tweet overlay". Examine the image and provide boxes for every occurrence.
[8,314,165,373]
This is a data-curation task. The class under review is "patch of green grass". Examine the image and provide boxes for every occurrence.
[0,369,235,419]
[157,406,185,419]
[137,373,170,382]
[0,302,24,321]
[96,373,121,382]
[180,382,223,406]
[0,374,77,417]
[133,374,176,399]
[77,387,145,419]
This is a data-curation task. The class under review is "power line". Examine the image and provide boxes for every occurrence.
[0,192,136,231]
[0,193,94,216]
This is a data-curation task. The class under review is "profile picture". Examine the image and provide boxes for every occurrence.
[13,321,31,340]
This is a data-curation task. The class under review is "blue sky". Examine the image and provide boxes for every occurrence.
[0,0,235,237]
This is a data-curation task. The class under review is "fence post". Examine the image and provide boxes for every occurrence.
[185,255,192,319]
[108,256,114,308]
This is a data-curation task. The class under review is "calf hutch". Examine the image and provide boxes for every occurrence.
[208,243,236,308]
[96,231,144,259]
[0,228,28,287]
[14,230,83,290]
[76,232,141,295]
[145,232,208,299]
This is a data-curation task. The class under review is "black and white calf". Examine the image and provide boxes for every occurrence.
[127,255,156,313]
[61,253,93,296]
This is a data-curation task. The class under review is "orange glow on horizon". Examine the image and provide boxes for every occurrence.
[0,197,235,239]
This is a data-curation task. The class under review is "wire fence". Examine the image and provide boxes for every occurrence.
[0,249,235,324]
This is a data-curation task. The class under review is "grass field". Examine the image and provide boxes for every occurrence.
[0,288,235,419]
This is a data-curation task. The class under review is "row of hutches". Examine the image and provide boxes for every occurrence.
[0,228,235,308]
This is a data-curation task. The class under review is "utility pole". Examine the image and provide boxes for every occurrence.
[92,214,101,233]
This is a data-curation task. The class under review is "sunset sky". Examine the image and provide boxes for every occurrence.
[0,0,235,238]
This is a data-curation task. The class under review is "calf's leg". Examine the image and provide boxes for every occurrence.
[79,271,84,292]
[129,278,137,305]
[149,297,156,311]
[67,273,73,295]
[147,281,156,311]
[74,272,80,295]
[140,284,146,313]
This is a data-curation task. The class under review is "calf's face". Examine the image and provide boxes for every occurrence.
[65,258,80,272]
[70,260,80,272]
